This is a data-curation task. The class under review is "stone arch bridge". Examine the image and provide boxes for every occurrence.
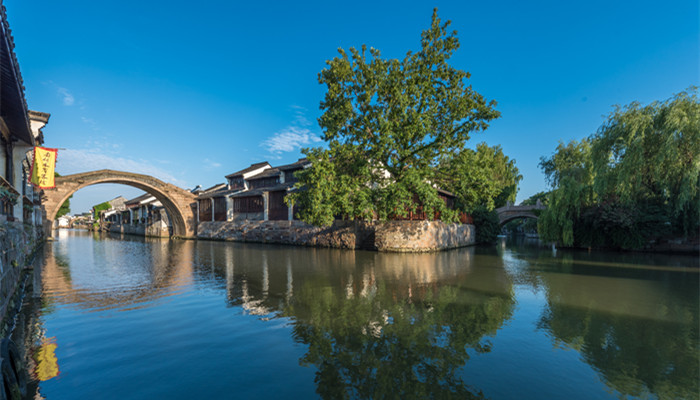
[495,202,546,225]
[42,170,197,238]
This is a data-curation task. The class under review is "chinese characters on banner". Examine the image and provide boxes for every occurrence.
[30,146,58,189]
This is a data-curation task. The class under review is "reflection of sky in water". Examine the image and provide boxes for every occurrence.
[33,231,698,400]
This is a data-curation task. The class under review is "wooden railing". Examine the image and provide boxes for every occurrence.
[0,175,19,220]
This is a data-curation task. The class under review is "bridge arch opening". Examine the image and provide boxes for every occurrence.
[43,170,196,239]
[499,214,538,226]
[495,203,546,228]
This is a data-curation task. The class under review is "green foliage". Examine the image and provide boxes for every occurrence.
[52,172,72,218]
[590,88,700,236]
[286,273,514,399]
[538,271,699,399]
[0,186,19,205]
[92,201,112,220]
[56,197,71,218]
[538,88,700,248]
[521,191,549,206]
[538,139,595,246]
[288,9,500,227]
[502,217,538,234]
[438,143,522,211]
[471,206,500,244]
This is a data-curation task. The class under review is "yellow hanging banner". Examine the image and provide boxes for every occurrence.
[30,146,58,189]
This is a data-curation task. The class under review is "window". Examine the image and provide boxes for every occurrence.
[199,199,212,221]
[233,196,263,213]
[285,169,302,184]
[214,197,227,221]
[229,177,245,190]
[249,177,279,189]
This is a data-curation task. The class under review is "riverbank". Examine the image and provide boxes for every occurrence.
[554,237,700,256]
[19,231,700,399]
[0,222,43,334]
[197,220,476,252]
[0,222,44,400]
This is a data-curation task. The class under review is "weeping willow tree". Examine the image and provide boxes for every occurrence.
[538,139,595,246]
[538,88,699,248]
[590,89,700,236]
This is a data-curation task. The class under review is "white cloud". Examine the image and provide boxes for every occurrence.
[291,105,312,127]
[203,158,222,170]
[262,126,321,154]
[81,117,97,128]
[262,107,321,154]
[57,87,75,106]
[58,148,188,187]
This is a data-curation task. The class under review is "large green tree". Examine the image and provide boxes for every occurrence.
[538,88,699,248]
[437,142,522,212]
[289,10,500,227]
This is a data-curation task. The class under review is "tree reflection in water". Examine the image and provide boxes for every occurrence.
[280,250,515,400]
[499,238,700,400]
[200,243,516,399]
[539,302,698,399]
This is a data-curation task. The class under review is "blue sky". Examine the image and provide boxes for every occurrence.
[6,0,698,214]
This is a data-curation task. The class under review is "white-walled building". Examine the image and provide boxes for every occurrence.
[0,6,50,227]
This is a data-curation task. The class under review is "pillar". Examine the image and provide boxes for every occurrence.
[226,197,233,221]
[263,192,269,221]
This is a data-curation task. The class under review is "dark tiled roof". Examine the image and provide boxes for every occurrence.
[275,158,310,171]
[230,189,265,198]
[201,183,227,193]
[197,187,243,199]
[246,168,280,180]
[224,162,270,179]
[125,193,153,205]
[229,183,294,198]
[0,6,33,145]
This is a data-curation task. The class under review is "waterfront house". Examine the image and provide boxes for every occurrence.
[194,157,468,224]
[196,157,474,251]
[56,215,70,228]
[0,6,50,226]
[100,196,128,225]
[196,182,228,222]
[196,159,310,224]
[102,193,172,237]
[124,193,171,227]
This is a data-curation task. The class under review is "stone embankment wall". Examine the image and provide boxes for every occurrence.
[197,220,474,252]
[105,221,171,238]
[0,222,42,333]
[374,221,475,252]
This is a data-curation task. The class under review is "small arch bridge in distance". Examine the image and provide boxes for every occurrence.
[42,170,197,239]
[495,201,546,225]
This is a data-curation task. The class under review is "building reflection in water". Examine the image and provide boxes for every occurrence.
[196,242,514,399]
[33,232,697,399]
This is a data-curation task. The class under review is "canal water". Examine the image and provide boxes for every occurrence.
[17,230,699,399]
